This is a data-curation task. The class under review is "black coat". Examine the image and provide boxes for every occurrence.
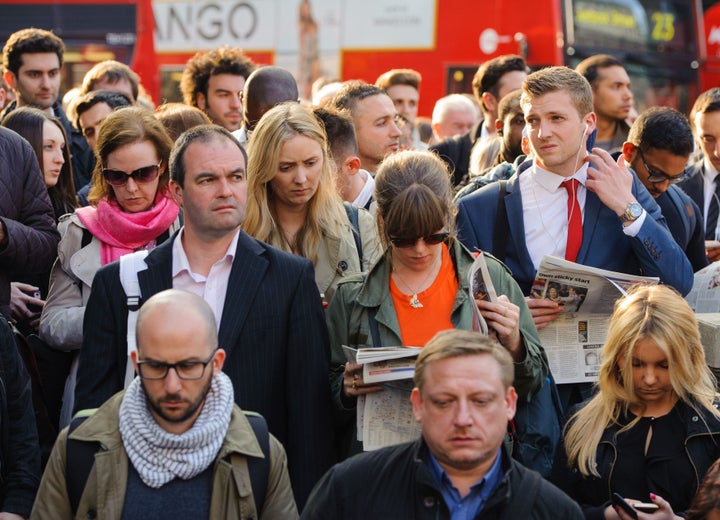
[302,439,583,519]
[0,317,41,516]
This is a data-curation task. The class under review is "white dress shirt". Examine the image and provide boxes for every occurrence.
[171,228,239,331]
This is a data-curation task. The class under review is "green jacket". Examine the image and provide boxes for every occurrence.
[31,392,298,520]
[327,239,547,455]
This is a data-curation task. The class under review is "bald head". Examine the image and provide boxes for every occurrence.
[243,66,299,131]
[136,289,218,355]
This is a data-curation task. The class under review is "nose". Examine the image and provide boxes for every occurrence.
[217,176,233,197]
[164,367,183,393]
[454,399,473,427]
[389,119,402,138]
[230,93,241,109]
[294,167,308,184]
[124,176,139,193]
[55,148,64,164]
[643,366,657,386]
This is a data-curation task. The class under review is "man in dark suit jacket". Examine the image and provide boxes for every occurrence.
[75,125,333,508]
[677,87,720,263]
[619,106,708,272]
[430,55,528,186]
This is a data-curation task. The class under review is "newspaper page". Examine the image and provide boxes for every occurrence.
[685,261,720,312]
[468,253,495,334]
[361,387,421,451]
[532,256,658,384]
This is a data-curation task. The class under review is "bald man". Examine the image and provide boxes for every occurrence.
[34,289,297,519]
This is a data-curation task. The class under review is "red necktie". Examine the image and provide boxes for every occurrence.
[562,179,582,262]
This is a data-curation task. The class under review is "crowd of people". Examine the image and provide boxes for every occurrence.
[2,24,720,520]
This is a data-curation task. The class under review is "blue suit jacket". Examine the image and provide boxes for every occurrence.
[677,160,705,213]
[75,229,334,508]
[456,161,694,295]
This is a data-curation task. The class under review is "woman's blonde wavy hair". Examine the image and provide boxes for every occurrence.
[244,102,346,264]
[563,284,720,477]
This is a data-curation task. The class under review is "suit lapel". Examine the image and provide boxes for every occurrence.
[217,232,269,356]
[505,176,535,282]
[576,189,602,264]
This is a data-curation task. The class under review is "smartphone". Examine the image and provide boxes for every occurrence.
[612,493,659,517]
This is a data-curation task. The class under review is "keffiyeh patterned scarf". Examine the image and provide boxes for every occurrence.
[118,371,234,488]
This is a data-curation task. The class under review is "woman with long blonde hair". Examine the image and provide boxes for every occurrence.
[244,102,380,302]
[556,284,720,519]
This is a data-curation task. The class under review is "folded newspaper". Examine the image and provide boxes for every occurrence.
[686,260,720,313]
[342,345,422,383]
[531,255,658,384]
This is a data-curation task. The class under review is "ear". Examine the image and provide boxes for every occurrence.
[495,118,503,132]
[621,141,637,165]
[344,155,361,176]
[410,387,424,422]
[131,349,139,374]
[505,386,518,422]
[212,348,226,374]
[195,92,207,111]
[3,70,16,91]
[481,91,498,114]
[583,112,597,135]
[169,180,183,207]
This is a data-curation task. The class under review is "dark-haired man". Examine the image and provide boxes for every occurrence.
[678,88,720,262]
[75,125,334,508]
[622,107,707,271]
[331,81,401,175]
[575,54,633,154]
[180,46,256,132]
[2,27,94,188]
[430,55,528,185]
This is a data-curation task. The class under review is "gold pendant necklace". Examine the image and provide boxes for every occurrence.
[393,254,441,310]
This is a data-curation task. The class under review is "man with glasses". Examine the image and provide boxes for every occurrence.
[33,289,298,519]
[75,125,334,509]
[621,107,707,271]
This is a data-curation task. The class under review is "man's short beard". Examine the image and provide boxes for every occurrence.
[143,373,213,425]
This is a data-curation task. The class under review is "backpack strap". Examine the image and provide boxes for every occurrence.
[367,307,382,348]
[119,250,150,389]
[65,410,99,515]
[492,181,510,262]
[343,201,363,267]
[502,465,542,518]
[244,411,270,516]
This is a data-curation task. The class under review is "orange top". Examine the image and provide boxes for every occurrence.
[390,244,458,347]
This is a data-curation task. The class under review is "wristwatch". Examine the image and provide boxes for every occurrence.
[619,202,644,223]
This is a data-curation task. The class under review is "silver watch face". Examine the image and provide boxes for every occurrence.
[628,202,643,218]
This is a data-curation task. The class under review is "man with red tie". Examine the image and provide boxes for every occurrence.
[455,66,692,409]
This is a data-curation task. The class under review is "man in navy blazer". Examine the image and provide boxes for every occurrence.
[456,67,693,323]
[74,125,333,508]
[677,87,720,263]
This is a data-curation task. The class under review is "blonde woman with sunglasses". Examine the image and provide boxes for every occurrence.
[326,149,546,458]
[39,107,180,426]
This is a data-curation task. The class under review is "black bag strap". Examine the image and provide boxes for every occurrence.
[343,201,363,266]
[367,307,382,348]
[492,181,510,262]
[503,467,541,518]
[244,412,270,517]
[66,413,99,515]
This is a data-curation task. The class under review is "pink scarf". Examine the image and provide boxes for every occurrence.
[76,191,180,265]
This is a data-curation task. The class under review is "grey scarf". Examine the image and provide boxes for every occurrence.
[118,371,234,488]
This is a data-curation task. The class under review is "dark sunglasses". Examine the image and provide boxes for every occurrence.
[637,149,687,184]
[102,161,162,187]
[389,232,449,248]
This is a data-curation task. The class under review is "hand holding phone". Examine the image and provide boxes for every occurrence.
[612,493,659,518]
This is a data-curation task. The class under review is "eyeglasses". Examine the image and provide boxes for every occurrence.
[637,149,687,184]
[389,232,449,248]
[136,351,215,380]
[102,161,162,187]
